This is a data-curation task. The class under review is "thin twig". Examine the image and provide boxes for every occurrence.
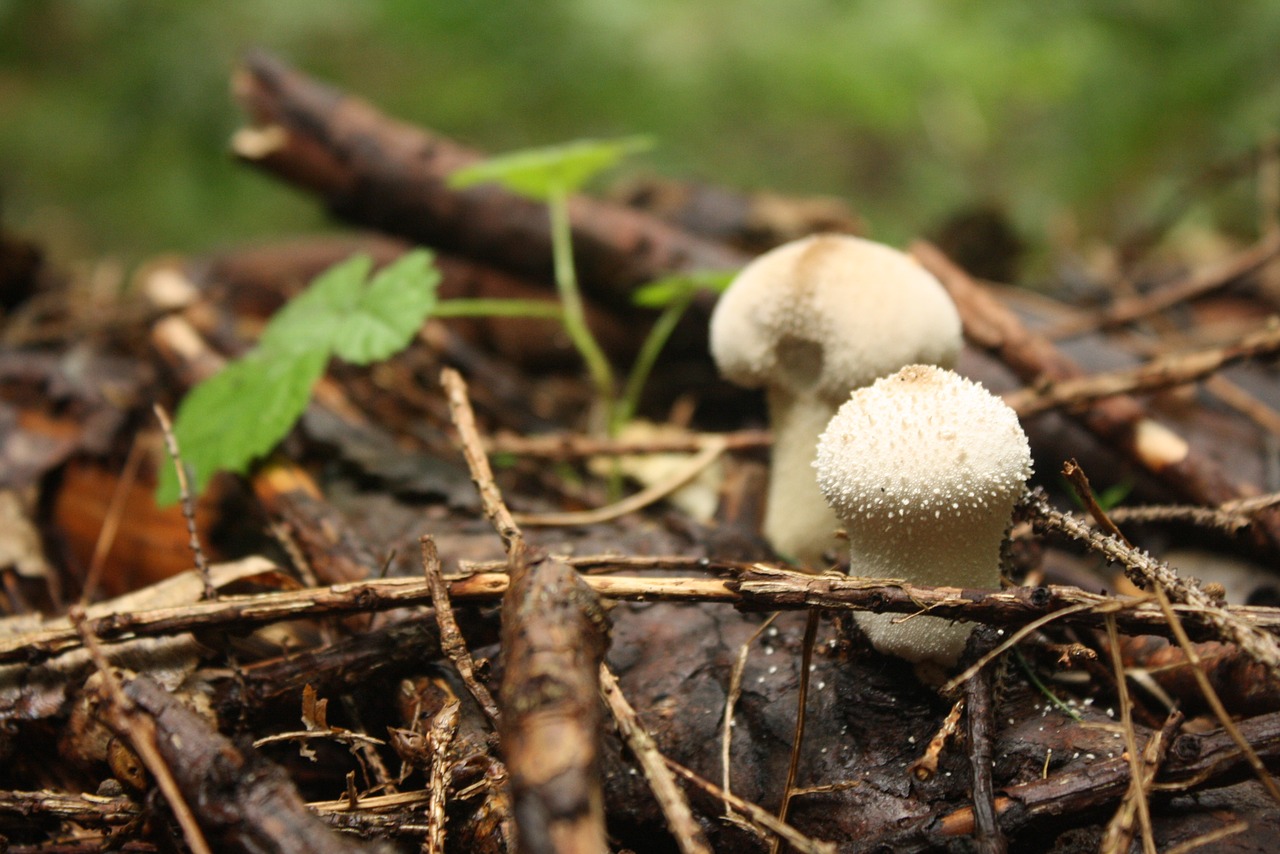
[908,697,965,782]
[1027,492,1280,679]
[1163,820,1249,854]
[600,663,712,854]
[486,428,771,460]
[661,757,836,854]
[152,403,214,601]
[421,535,500,725]
[772,610,819,854]
[440,367,522,555]
[1101,615,1156,854]
[81,435,145,604]
[722,614,779,813]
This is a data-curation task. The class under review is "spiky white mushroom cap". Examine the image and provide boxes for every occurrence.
[814,365,1033,665]
[709,234,961,405]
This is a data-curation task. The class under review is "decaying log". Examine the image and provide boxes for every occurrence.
[231,52,748,315]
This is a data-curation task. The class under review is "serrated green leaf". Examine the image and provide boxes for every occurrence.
[632,270,737,308]
[259,253,373,354]
[156,250,444,505]
[448,136,653,201]
[156,349,329,505]
[331,250,440,364]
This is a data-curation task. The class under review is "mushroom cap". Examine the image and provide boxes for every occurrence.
[709,234,961,404]
[814,365,1033,535]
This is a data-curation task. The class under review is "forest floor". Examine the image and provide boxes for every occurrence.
[4,53,1280,853]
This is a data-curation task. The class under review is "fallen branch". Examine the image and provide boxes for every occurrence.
[8,563,1280,668]
[231,51,748,315]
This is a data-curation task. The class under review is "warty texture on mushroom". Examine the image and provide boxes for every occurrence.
[709,234,962,569]
[814,364,1033,667]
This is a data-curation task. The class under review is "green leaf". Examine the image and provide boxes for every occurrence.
[632,270,737,308]
[156,250,443,505]
[330,250,440,363]
[259,253,373,354]
[157,348,329,504]
[448,136,653,201]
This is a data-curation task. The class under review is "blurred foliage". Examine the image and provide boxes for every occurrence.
[2,1,1278,266]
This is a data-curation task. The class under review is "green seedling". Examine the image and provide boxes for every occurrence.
[449,136,653,434]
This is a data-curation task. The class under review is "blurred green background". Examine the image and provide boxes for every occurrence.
[2,1,1278,269]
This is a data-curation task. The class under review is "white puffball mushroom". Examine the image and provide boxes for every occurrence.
[709,234,961,568]
[814,365,1033,666]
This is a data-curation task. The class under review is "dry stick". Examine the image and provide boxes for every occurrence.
[1044,230,1280,339]
[911,239,1280,555]
[424,698,461,854]
[152,403,215,601]
[1101,616,1157,854]
[421,536,500,725]
[1163,821,1250,854]
[13,569,1280,669]
[772,610,819,854]
[599,663,713,854]
[440,367,523,558]
[68,606,214,854]
[487,429,770,460]
[1004,318,1280,417]
[514,435,728,526]
[1062,460,1131,545]
[661,757,837,854]
[722,614,779,822]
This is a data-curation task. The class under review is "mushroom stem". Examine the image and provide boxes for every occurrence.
[763,388,841,568]
[847,516,1006,666]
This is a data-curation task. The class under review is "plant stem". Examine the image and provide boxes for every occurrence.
[614,289,696,431]
[548,189,617,431]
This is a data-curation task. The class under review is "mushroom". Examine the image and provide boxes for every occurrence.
[709,234,962,567]
[814,364,1033,666]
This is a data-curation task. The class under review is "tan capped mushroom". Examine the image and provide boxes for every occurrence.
[814,365,1033,666]
[709,234,962,568]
